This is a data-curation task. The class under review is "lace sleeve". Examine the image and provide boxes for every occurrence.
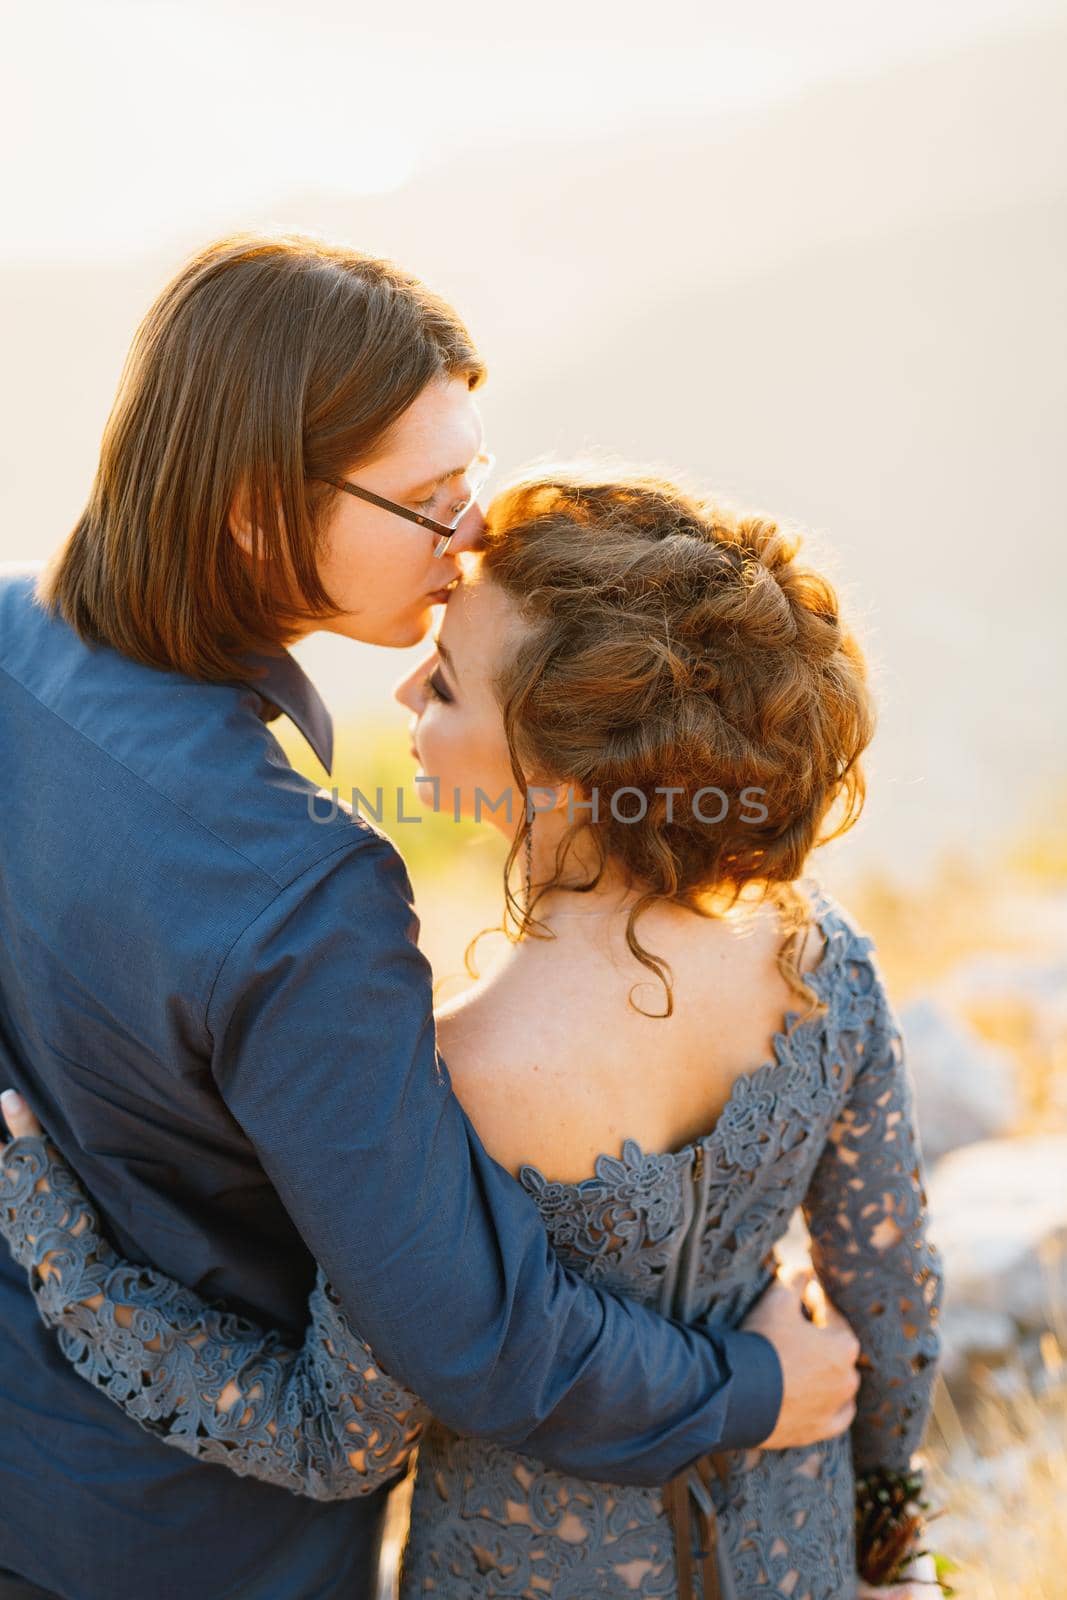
[0,1136,428,1500]
[801,955,945,1476]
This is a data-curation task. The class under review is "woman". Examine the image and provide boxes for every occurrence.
[0,469,944,1598]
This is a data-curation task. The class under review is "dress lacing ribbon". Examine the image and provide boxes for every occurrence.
[664,1450,735,1600]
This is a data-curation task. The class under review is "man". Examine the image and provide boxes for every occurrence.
[0,233,860,1599]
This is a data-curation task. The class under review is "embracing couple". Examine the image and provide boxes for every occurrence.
[0,233,943,1600]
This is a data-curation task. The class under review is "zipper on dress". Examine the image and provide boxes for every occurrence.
[674,1143,709,1324]
[668,1140,737,1600]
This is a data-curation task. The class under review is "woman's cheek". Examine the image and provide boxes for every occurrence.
[410,720,448,812]
[413,712,460,790]
[408,709,512,824]
[455,735,519,824]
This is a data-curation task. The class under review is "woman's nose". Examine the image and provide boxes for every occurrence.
[393,651,435,713]
[393,671,422,714]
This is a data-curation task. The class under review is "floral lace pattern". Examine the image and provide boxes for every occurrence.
[0,1136,427,1500]
[402,887,943,1599]
[0,883,944,1598]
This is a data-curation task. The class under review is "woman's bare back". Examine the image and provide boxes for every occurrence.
[436,891,828,1183]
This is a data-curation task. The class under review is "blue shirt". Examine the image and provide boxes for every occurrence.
[0,563,782,1600]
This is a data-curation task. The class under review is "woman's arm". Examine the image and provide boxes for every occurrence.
[0,1104,428,1501]
[801,953,945,1476]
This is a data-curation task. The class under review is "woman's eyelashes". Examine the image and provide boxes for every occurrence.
[426,668,453,704]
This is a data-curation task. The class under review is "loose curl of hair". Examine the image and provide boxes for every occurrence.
[466,467,877,1023]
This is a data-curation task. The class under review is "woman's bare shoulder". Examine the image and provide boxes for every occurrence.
[434,957,527,1065]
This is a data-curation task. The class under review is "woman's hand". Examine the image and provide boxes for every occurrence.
[0,1087,56,1276]
[1,1088,44,1144]
[857,1551,940,1596]
[0,1088,107,1297]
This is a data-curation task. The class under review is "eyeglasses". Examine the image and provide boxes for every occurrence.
[314,450,495,558]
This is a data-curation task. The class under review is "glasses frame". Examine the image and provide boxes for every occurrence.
[314,450,495,557]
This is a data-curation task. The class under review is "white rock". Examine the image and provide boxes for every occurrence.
[899,996,1021,1162]
[926,1135,1067,1330]
[937,1304,1018,1381]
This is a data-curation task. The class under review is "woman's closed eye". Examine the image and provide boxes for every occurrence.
[426,669,453,704]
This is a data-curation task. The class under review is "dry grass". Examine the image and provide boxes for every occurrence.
[924,1350,1067,1599]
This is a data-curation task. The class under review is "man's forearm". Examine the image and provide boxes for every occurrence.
[209,840,784,1484]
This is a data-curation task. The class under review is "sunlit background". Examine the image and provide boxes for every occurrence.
[2,4,1066,1594]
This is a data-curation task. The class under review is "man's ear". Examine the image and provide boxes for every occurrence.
[227,491,259,559]
[227,483,277,560]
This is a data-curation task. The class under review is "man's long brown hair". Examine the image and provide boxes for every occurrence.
[39,232,485,681]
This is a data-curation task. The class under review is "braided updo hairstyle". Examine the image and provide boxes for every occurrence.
[475,467,877,1020]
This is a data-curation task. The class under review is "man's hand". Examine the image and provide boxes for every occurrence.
[742,1264,862,1449]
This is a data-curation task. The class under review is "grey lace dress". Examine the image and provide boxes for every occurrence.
[0,882,944,1599]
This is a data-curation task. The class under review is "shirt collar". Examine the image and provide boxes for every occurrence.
[232,644,335,776]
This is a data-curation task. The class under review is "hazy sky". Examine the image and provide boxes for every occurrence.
[3,0,1063,258]
[2,6,1063,879]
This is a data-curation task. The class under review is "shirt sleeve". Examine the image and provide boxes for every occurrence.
[801,949,945,1475]
[205,833,784,1484]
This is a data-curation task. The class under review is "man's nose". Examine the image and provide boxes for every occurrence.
[448,500,488,554]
